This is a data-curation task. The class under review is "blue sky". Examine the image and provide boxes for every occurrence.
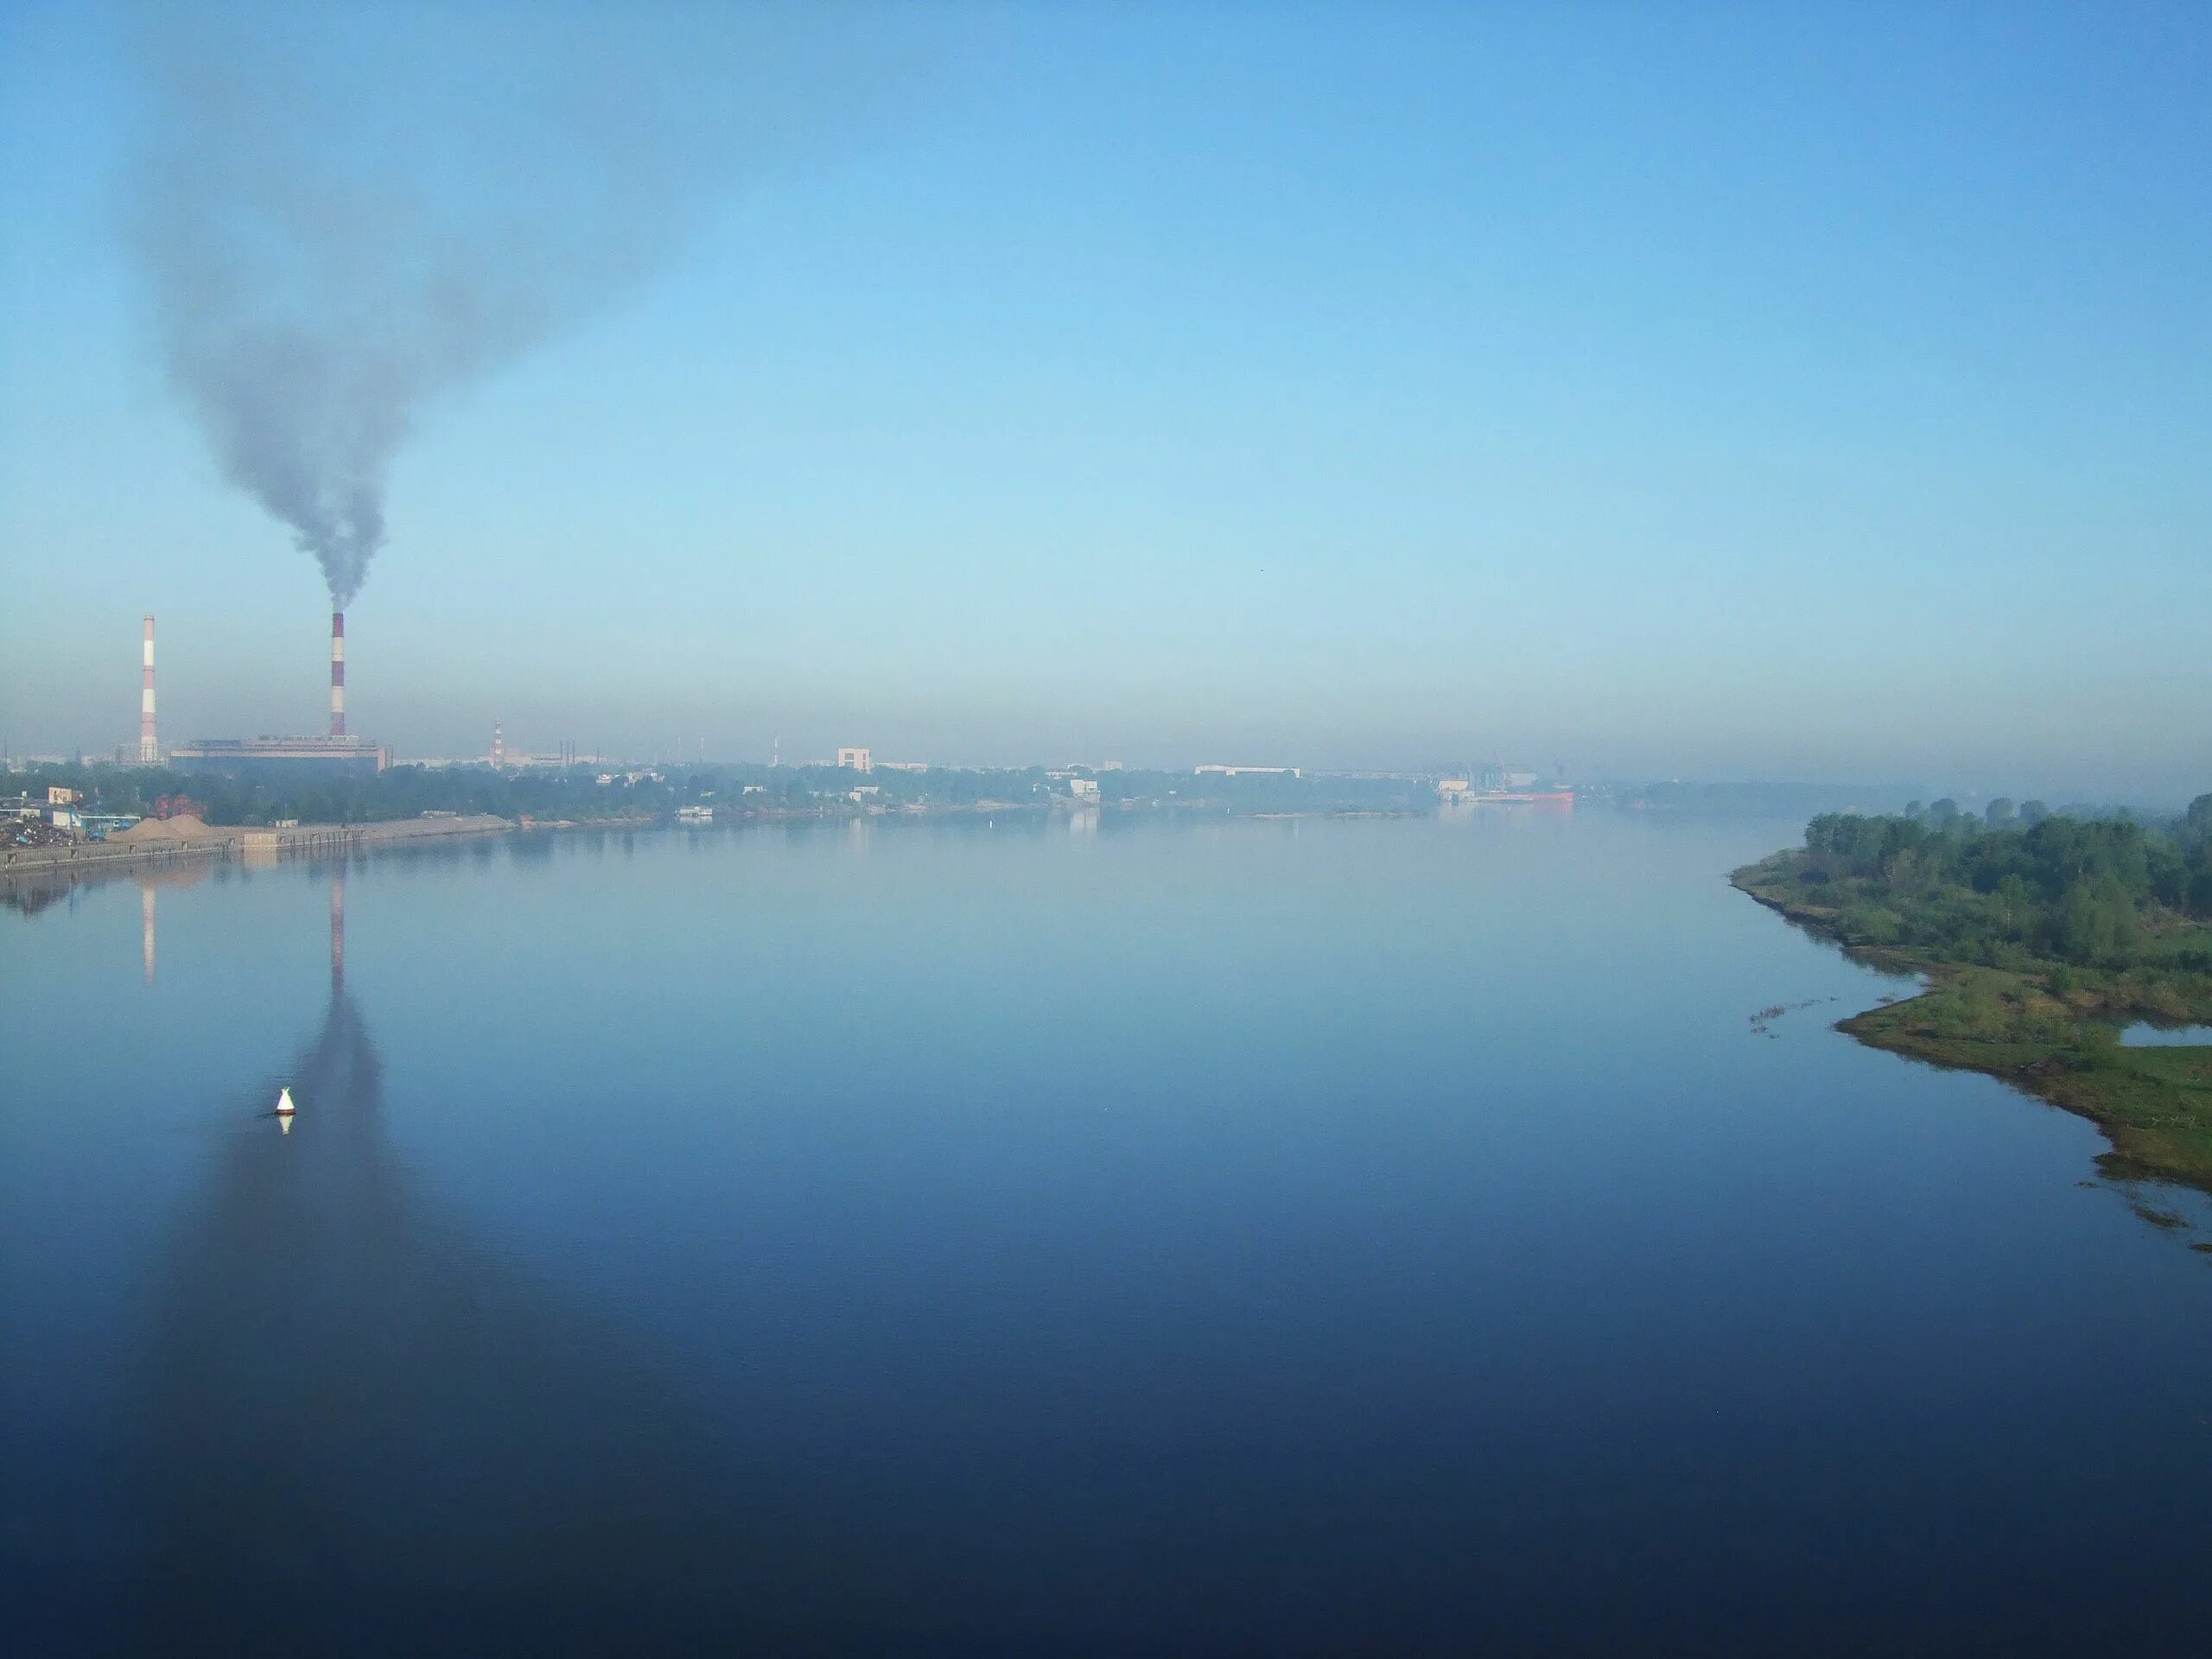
[2,2,2207,797]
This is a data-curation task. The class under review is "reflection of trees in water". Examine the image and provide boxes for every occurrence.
[505,831,555,863]
[1,873,74,916]
[2,856,210,921]
[125,988,860,1653]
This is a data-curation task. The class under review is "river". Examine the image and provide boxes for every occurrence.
[3,812,2208,1654]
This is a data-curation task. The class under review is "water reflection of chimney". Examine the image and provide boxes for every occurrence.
[143,883,156,984]
[330,868,345,992]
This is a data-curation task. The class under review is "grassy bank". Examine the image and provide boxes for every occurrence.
[1732,849,2212,1191]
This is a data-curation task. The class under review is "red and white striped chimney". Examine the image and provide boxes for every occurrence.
[330,611,346,739]
[140,615,158,764]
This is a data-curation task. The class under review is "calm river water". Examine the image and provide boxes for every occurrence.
[3,812,2209,1655]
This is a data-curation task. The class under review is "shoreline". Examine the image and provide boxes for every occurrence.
[2,813,513,885]
[1732,859,2212,1195]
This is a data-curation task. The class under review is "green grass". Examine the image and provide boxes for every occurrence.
[1734,856,2212,1192]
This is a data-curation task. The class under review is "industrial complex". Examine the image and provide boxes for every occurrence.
[155,610,391,777]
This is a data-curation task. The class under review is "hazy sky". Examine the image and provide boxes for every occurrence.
[2,2,2207,798]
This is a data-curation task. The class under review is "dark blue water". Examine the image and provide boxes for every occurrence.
[4,814,2209,1655]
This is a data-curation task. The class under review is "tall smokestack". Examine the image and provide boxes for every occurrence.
[141,615,158,764]
[329,611,346,739]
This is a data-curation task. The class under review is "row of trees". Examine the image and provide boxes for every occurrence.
[1796,795,2212,969]
[1902,795,2055,828]
[16,763,678,827]
[11,759,1440,828]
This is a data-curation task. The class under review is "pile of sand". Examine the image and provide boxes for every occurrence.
[111,813,225,842]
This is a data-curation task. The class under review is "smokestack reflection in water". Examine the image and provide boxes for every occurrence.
[122,870,860,1652]
[135,863,212,988]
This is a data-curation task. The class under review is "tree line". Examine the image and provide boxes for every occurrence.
[1796,794,2212,971]
[9,759,1440,828]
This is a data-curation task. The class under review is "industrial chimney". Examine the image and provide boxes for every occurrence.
[329,611,346,738]
[140,615,158,764]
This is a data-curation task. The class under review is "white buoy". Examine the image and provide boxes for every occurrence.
[276,1085,296,1135]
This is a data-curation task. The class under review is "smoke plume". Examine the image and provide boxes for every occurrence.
[127,3,885,607]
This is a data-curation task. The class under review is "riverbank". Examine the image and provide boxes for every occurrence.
[1,813,512,884]
[1733,854,2212,1192]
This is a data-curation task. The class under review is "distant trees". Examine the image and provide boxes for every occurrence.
[16,756,1447,829]
[1985,798,2015,827]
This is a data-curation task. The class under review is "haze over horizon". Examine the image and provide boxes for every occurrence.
[2,3,2206,801]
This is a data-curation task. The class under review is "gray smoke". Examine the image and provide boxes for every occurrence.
[127,3,893,606]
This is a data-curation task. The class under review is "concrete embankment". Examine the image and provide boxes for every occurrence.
[2,813,512,884]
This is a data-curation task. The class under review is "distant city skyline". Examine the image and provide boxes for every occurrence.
[2,3,2207,801]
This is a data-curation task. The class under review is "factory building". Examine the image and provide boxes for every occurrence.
[168,736,391,777]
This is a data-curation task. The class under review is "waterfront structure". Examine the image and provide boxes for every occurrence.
[1467,786,1575,808]
[1070,778,1100,799]
[837,747,874,773]
[1194,764,1301,779]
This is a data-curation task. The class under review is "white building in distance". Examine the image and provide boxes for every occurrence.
[836,747,873,773]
